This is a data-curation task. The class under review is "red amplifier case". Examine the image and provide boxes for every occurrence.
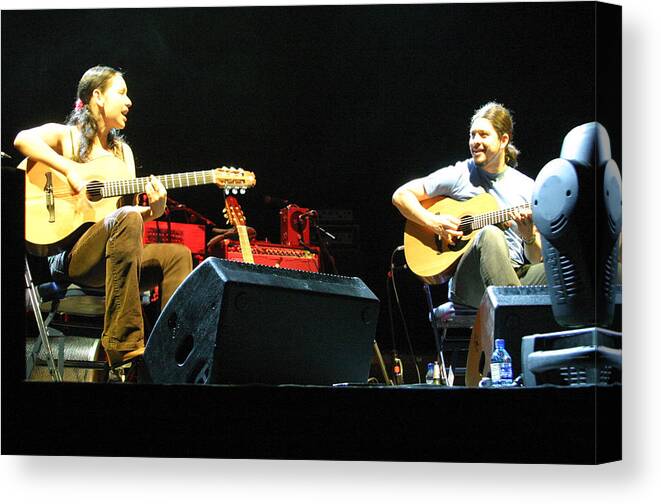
[144,221,206,256]
[211,239,320,272]
[280,205,311,247]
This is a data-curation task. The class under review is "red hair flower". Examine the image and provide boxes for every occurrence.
[74,98,84,111]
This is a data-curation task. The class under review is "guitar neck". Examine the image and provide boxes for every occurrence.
[236,225,255,264]
[468,203,532,230]
[101,170,217,198]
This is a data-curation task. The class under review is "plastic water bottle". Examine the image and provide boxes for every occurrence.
[425,362,435,384]
[433,362,442,385]
[490,339,513,386]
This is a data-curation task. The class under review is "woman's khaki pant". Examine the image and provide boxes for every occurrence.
[65,206,192,352]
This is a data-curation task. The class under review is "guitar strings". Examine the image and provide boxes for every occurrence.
[459,203,533,229]
[45,167,249,194]
[49,173,247,198]
[49,179,150,197]
[49,171,220,193]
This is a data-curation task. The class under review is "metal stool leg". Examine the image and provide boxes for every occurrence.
[423,284,449,385]
[25,257,62,382]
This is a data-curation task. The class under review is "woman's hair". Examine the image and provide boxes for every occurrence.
[471,101,520,167]
[66,65,125,162]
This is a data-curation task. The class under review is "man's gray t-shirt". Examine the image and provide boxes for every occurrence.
[420,158,534,266]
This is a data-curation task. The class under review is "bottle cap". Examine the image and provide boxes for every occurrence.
[495,339,505,349]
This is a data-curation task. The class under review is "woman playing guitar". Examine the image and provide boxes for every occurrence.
[15,65,193,367]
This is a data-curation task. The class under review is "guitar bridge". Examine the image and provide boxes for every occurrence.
[44,172,55,223]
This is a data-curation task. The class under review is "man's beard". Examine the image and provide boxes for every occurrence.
[473,150,499,170]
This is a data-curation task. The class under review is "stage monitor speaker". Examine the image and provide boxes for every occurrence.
[465,285,621,386]
[142,257,380,385]
[521,327,621,387]
[532,122,622,328]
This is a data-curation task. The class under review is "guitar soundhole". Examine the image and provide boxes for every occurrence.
[459,222,472,235]
[434,235,469,253]
[86,181,103,202]
[451,239,468,253]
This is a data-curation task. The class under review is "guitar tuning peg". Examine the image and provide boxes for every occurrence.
[239,188,246,194]
[232,188,238,194]
[225,188,230,195]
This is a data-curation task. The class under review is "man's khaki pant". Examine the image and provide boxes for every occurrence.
[451,225,546,308]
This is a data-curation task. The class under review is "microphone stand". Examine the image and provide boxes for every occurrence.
[166,196,217,227]
[303,211,391,385]
[387,246,410,385]
[309,216,338,275]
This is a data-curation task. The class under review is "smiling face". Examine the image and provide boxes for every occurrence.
[469,117,509,173]
[93,74,132,130]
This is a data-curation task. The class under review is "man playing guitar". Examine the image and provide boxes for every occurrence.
[392,102,546,307]
[15,65,193,367]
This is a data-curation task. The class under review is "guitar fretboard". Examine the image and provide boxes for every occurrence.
[236,224,255,264]
[101,170,217,197]
[464,203,532,231]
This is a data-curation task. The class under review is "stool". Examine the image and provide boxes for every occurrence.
[25,255,146,382]
[423,280,477,385]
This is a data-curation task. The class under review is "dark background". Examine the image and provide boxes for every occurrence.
[2,3,620,366]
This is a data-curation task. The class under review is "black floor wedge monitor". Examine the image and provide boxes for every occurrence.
[142,258,380,385]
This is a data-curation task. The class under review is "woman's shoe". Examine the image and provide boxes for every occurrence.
[104,346,145,383]
[105,346,145,369]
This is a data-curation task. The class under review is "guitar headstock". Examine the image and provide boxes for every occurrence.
[213,166,256,195]
[223,195,247,227]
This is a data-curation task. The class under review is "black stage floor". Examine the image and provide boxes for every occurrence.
[2,381,621,464]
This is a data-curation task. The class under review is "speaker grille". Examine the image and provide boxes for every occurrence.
[540,365,620,385]
[550,214,568,234]
[547,250,581,304]
[607,214,618,235]
[559,254,580,297]
[602,246,618,298]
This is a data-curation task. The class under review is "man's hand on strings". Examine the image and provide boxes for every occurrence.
[508,207,536,244]
[427,213,463,246]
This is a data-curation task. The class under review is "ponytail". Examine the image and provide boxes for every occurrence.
[505,143,520,168]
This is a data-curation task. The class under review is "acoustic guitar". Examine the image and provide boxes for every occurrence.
[222,195,255,264]
[403,192,531,283]
[22,156,256,256]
